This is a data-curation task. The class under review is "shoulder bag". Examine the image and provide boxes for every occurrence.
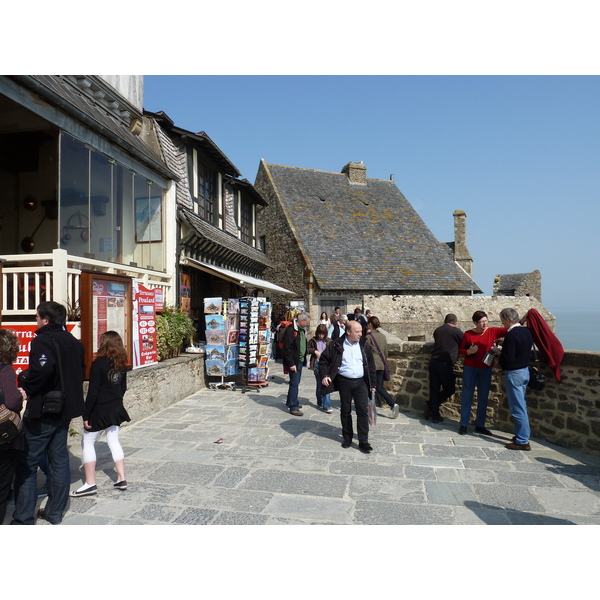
[41,337,66,415]
[367,331,391,381]
[527,345,546,392]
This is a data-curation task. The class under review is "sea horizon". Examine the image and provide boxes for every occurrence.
[552,308,600,352]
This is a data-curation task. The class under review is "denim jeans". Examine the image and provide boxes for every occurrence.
[286,362,303,411]
[11,418,71,525]
[315,372,331,410]
[460,366,493,427]
[376,370,395,408]
[504,368,531,444]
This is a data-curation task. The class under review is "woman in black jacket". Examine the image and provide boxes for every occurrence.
[70,331,130,497]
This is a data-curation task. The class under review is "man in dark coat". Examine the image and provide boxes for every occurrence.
[428,313,463,424]
[319,320,377,453]
[492,307,533,451]
[281,311,311,416]
[12,301,86,525]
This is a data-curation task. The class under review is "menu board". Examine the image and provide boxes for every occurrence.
[81,272,132,378]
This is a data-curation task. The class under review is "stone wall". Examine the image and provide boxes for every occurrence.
[365,294,554,341]
[383,331,600,456]
[71,354,207,435]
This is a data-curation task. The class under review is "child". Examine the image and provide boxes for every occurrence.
[307,324,332,413]
[70,331,130,497]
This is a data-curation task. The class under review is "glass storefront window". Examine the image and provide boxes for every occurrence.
[59,132,165,271]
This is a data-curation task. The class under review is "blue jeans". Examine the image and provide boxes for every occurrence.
[286,362,303,411]
[504,368,531,444]
[11,419,71,525]
[315,372,331,410]
[460,366,493,427]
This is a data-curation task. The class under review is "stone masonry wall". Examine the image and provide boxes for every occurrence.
[365,295,555,341]
[382,331,600,456]
[71,354,207,435]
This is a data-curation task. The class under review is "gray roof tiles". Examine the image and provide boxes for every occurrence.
[264,163,481,292]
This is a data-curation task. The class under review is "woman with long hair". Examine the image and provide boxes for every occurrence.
[0,329,26,524]
[70,331,130,497]
[367,316,399,418]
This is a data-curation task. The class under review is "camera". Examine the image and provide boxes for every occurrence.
[482,339,502,366]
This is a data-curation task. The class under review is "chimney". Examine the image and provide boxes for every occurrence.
[342,162,367,185]
[453,209,473,276]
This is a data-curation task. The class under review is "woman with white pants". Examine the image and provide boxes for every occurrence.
[70,331,130,497]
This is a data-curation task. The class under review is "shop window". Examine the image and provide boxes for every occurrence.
[59,132,165,271]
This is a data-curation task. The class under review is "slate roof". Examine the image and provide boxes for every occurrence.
[10,76,175,181]
[180,209,273,273]
[263,163,481,293]
[495,273,529,292]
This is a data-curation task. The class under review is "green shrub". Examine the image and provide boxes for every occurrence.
[155,306,196,360]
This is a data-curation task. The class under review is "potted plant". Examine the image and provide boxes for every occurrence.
[155,306,196,360]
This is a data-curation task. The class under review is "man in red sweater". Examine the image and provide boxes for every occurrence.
[458,311,507,436]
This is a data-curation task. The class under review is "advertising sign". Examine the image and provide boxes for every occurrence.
[5,323,77,374]
[132,281,158,369]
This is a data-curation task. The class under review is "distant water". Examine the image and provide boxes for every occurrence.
[553,309,600,352]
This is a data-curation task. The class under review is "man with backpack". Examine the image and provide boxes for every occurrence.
[280,312,311,416]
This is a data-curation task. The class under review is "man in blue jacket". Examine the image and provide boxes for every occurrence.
[492,307,533,451]
[319,320,377,453]
[12,301,86,524]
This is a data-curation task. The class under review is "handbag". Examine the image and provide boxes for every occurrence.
[527,346,546,391]
[367,331,390,381]
[41,337,66,415]
[0,387,22,445]
[368,390,377,426]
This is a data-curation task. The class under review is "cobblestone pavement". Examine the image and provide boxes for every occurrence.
[9,361,600,525]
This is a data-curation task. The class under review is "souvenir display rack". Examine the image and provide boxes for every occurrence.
[239,296,271,388]
[203,297,238,390]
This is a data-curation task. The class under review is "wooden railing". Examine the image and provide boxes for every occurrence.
[1,248,172,317]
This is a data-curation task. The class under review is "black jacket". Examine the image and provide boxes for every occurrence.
[21,323,86,420]
[281,320,309,369]
[318,334,376,397]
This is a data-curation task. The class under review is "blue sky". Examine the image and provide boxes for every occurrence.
[144,75,599,314]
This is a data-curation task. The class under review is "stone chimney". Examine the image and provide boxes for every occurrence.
[342,162,367,185]
[453,209,473,276]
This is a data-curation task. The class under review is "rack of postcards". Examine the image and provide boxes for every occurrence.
[238,296,272,387]
[203,297,239,390]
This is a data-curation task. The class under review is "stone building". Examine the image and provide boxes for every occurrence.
[493,270,542,302]
[254,160,481,319]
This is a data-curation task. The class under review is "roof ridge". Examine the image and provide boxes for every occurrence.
[265,162,394,182]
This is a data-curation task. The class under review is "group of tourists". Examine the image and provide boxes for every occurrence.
[428,308,534,451]
[280,306,399,454]
[0,301,131,525]
[281,304,538,455]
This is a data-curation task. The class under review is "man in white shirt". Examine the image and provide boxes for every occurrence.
[319,321,377,453]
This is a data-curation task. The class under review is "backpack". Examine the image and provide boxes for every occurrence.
[277,322,296,350]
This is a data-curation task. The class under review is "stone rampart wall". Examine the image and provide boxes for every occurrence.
[365,295,554,340]
[383,332,600,456]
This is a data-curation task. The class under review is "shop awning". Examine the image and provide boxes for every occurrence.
[180,257,295,295]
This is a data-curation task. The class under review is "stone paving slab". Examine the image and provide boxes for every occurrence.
[4,360,600,526]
